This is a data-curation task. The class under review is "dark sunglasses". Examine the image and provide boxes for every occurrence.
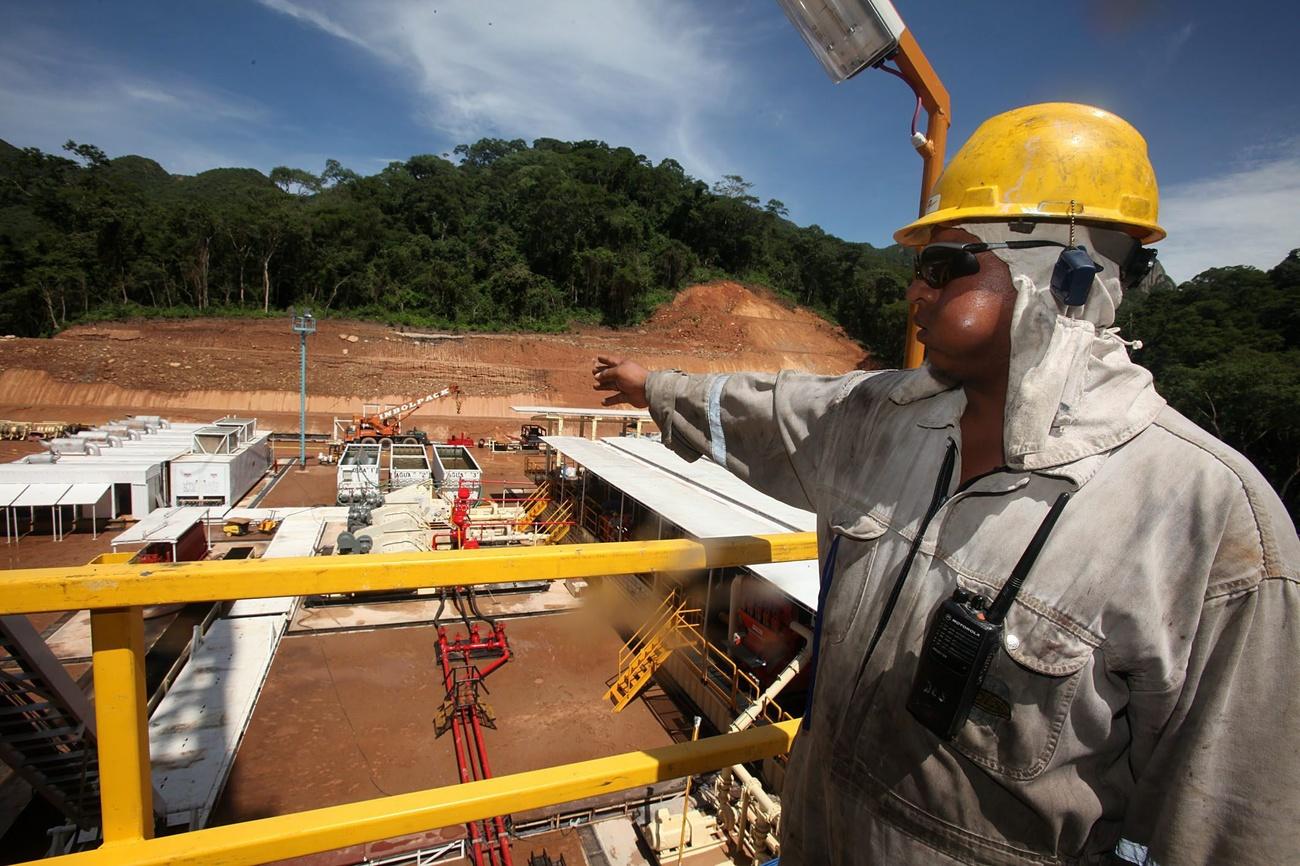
[913,240,1065,290]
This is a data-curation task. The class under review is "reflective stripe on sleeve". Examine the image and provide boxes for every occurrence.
[707,374,731,465]
[1114,839,1158,865]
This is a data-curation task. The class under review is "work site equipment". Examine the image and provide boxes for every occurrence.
[0,420,86,441]
[433,589,513,866]
[894,103,1164,247]
[336,386,462,446]
[221,517,279,538]
[604,594,695,712]
[478,424,546,453]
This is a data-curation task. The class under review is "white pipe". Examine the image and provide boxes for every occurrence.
[718,620,814,853]
[728,574,745,653]
[20,453,58,464]
[728,622,812,734]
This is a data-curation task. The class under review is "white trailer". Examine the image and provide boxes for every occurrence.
[432,445,482,502]
[388,444,432,490]
[170,433,274,507]
[337,443,382,504]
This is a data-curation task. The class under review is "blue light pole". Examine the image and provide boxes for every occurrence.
[290,309,317,469]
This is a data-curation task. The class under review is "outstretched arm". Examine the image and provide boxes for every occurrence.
[595,356,867,511]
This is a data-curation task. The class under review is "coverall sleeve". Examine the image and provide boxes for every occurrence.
[644,369,865,511]
[1118,490,1300,865]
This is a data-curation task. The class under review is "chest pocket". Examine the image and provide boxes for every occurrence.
[951,599,1095,780]
[822,510,889,646]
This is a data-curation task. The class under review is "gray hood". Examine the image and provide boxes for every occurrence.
[891,222,1165,471]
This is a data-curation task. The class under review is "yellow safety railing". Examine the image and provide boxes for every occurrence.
[677,618,796,726]
[1,532,815,866]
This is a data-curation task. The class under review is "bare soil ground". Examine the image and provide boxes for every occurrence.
[0,281,871,438]
[210,611,677,823]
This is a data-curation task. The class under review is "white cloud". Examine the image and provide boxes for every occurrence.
[0,25,268,174]
[1157,144,1300,281]
[256,0,738,180]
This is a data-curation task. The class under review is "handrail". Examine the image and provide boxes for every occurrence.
[2,534,817,866]
[0,532,818,615]
[32,720,800,866]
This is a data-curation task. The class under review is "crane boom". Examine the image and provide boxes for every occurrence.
[376,387,457,422]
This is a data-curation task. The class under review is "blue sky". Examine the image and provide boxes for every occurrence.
[1,1,1297,282]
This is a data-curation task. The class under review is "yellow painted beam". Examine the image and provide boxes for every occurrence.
[0,533,817,615]
[30,719,801,866]
[90,608,154,843]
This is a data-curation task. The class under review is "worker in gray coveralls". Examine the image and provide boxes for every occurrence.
[592,103,1300,865]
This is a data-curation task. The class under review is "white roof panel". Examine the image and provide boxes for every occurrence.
[544,436,819,610]
[12,483,71,507]
[58,483,112,506]
[513,405,652,419]
[113,506,225,546]
[150,615,286,827]
[260,509,346,559]
[605,436,815,532]
[0,483,27,507]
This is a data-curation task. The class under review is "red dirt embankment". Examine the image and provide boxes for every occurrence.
[0,281,871,434]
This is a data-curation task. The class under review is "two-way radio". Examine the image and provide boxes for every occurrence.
[906,492,1071,740]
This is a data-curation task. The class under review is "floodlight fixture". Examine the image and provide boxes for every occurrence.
[777,0,949,369]
[291,308,317,335]
[776,0,905,83]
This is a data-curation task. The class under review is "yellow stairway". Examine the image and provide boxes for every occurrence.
[604,594,694,712]
[542,499,575,544]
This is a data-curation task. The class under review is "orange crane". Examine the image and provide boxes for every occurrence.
[339,386,462,445]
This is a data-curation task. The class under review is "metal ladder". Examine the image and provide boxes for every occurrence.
[0,616,102,829]
[603,595,695,712]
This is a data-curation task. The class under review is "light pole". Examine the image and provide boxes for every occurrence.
[290,308,317,469]
[777,0,950,368]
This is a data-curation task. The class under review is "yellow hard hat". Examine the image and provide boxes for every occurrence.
[894,103,1164,247]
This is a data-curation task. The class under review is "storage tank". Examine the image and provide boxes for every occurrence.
[432,445,482,502]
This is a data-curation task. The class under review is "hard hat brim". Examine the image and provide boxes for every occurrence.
[894,208,1166,249]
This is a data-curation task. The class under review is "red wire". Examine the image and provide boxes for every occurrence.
[877,63,923,137]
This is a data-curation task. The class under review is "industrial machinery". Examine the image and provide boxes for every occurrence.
[0,419,87,440]
[335,386,463,446]
[477,424,546,453]
[432,588,512,866]
[222,517,280,537]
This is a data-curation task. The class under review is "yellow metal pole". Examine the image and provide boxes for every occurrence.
[892,28,951,370]
[675,715,702,865]
[26,719,800,866]
[0,533,818,615]
[90,607,154,844]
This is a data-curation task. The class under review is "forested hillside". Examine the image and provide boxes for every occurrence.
[1117,254,1300,516]
[0,137,1295,514]
[0,137,912,361]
